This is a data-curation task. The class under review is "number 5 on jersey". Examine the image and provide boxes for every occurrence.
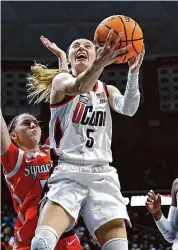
[86,129,94,148]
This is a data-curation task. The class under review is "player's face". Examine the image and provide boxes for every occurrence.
[11,114,41,149]
[68,39,96,75]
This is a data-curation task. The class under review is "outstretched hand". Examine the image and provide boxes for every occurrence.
[145,190,162,214]
[40,35,66,58]
[94,30,132,69]
[40,35,68,71]
[128,45,145,74]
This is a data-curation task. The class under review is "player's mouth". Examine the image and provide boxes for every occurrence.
[31,129,37,135]
[76,52,88,61]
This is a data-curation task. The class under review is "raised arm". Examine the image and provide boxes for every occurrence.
[146,185,178,244]
[108,46,145,117]
[1,109,11,155]
[40,35,68,71]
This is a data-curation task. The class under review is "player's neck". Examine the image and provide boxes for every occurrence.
[20,145,40,153]
[72,67,86,77]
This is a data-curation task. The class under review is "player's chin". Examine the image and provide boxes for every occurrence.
[76,60,91,71]
[76,58,89,64]
[29,135,40,145]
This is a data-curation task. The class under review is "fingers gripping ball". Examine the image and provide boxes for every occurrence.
[94,15,144,64]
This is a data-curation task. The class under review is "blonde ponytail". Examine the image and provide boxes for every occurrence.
[27,62,68,104]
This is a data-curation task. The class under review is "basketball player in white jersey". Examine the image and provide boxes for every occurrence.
[146,179,178,250]
[30,30,145,250]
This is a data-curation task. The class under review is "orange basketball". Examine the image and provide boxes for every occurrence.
[94,15,144,64]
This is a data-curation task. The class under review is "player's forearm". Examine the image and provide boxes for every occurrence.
[58,54,68,71]
[76,62,103,94]
[152,209,162,221]
[153,208,177,243]
[111,71,140,116]
[122,71,140,116]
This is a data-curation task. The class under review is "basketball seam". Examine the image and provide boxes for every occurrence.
[100,23,119,36]
[118,16,127,63]
[98,37,143,43]
[131,21,138,55]
[100,23,121,49]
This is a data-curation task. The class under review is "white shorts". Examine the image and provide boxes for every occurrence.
[46,163,131,238]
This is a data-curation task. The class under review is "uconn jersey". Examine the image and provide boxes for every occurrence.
[49,80,112,165]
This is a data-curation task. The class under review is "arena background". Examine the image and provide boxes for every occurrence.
[1,1,178,249]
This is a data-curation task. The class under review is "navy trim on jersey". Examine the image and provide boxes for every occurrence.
[53,117,63,148]
[93,81,98,92]
[102,83,109,97]
[50,148,60,169]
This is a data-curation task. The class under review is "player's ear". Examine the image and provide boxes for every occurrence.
[10,131,18,141]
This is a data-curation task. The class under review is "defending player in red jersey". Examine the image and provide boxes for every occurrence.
[1,110,82,250]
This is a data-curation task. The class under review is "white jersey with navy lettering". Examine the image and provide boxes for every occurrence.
[49,80,112,165]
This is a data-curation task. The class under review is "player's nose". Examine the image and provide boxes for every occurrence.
[30,122,36,129]
[78,44,85,51]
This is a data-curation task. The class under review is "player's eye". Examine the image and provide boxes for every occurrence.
[85,44,91,49]
[22,120,39,126]
[22,121,31,126]
[72,43,79,48]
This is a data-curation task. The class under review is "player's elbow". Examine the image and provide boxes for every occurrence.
[113,106,137,117]
[163,231,177,243]
[164,236,175,243]
[129,110,138,117]
[122,108,137,117]
[123,93,140,117]
[125,112,135,117]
